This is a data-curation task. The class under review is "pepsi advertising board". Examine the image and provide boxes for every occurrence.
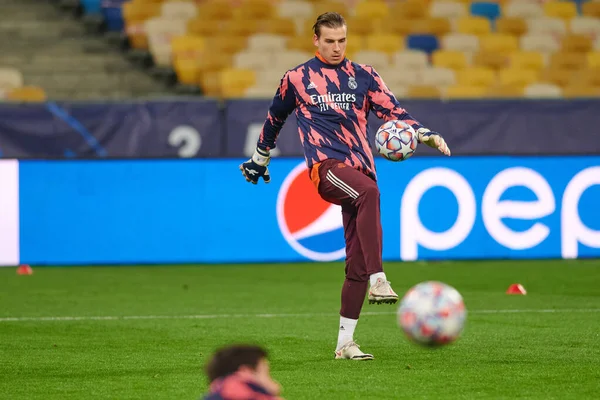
[13,156,600,265]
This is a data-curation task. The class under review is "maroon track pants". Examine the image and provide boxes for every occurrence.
[310,159,384,319]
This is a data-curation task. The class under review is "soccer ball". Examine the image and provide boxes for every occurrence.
[397,281,466,347]
[374,120,418,162]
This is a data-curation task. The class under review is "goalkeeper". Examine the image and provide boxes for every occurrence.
[240,12,451,361]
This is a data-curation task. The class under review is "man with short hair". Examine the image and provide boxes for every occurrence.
[240,12,451,361]
[203,344,282,400]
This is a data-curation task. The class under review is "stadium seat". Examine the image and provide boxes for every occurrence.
[354,1,389,19]
[196,2,234,20]
[410,18,452,36]
[377,67,421,87]
[187,19,223,37]
[479,34,519,54]
[80,0,102,15]
[365,34,404,55]
[441,33,480,53]
[470,2,501,22]
[146,18,188,67]
[429,1,468,19]
[457,16,491,35]
[344,17,379,36]
[389,1,427,19]
[421,67,456,87]
[504,2,543,19]
[345,34,365,56]
[526,17,567,37]
[499,68,539,86]
[265,18,297,37]
[543,1,577,20]
[393,50,429,70]
[287,35,317,53]
[233,0,275,19]
[539,68,572,87]
[456,67,497,86]
[233,50,274,70]
[473,51,508,69]
[273,50,313,69]
[562,85,600,98]
[353,50,391,70]
[313,1,348,17]
[219,68,256,98]
[549,51,586,70]
[571,68,600,87]
[524,83,562,98]
[582,2,600,18]
[588,52,600,69]
[171,35,205,61]
[212,35,249,55]
[406,34,439,54]
[174,59,201,85]
[432,50,469,70]
[561,34,593,53]
[569,17,600,37]
[386,83,408,99]
[406,85,441,98]
[247,34,286,52]
[0,67,24,90]
[445,84,487,98]
[223,19,261,36]
[495,17,527,36]
[161,1,198,20]
[486,84,524,98]
[123,1,162,50]
[6,86,47,102]
[102,3,125,33]
[277,1,314,19]
[509,51,545,71]
[520,34,561,54]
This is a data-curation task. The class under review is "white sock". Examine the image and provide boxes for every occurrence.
[370,272,387,286]
[337,316,358,350]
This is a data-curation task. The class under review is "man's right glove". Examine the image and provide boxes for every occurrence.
[240,147,271,184]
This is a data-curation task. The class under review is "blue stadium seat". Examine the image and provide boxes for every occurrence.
[406,34,439,54]
[102,0,125,32]
[80,0,102,15]
[470,2,501,22]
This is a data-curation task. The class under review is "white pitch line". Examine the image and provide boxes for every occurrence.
[0,309,599,323]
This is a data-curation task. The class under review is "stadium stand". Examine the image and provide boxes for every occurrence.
[2,0,600,100]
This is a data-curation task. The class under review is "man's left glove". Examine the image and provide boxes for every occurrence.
[417,128,451,156]
[240,147,271,184]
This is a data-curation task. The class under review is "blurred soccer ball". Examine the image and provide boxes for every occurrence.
[375,120,417,162]
[397,281,466,347]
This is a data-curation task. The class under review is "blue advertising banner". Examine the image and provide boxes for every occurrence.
[17,155,600,265]
[1,99,599,158]
[0,100,222,158]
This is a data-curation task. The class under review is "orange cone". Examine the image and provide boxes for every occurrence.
[16,264,33,275]
[506,283,526,295]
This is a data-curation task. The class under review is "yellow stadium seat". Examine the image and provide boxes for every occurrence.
[197,53,233,74]
[174,59,201,85]
[582,2,600,18]
[509,51,545,71]
[212,35,249,55]
[6,86,47,102]
[473,51,508,70]
[187,19,224,37]
[287,36,317,53]
[539,68,572,87]
[346,34,366,55]
[220,68,256,98]
[365,34,403,55]
[345,17,379,36]
[354,1,389,19]
[570,68,600,86]
[313,1,349,17]
[524,83,563,98]
[410,18,452,36]
[543,1,578,20]
[171,35,205,61]
[406,85,441,98]
[265,18,296,37]
[479,34,519,54]
[380,17,413,36]
[123,2,161,50]
[445,84,487,99]
[200,70,222,97]
[196,2,234,20]
[390,1,427,19]
[561,34,593,53]
[549,52,587,70]
[233,0,274,20]
[457,17,491,35]
[486,84,525,98]
[495,17,527,36]
[588,52,600,69]
[562,85,600,98]
[223,19,260,36]
[499,69,539,86]
[456,67,497,86]
[432,50,468,70]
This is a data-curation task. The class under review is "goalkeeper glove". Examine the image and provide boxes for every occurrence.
[417,128,451,156]
[240,147,271,184]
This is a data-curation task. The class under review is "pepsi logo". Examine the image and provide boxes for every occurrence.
[276,162,345,261]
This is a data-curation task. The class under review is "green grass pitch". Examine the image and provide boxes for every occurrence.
[1,259,599,399]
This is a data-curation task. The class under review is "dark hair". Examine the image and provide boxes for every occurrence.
[312,12,346,38]
[205,345,268,382]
